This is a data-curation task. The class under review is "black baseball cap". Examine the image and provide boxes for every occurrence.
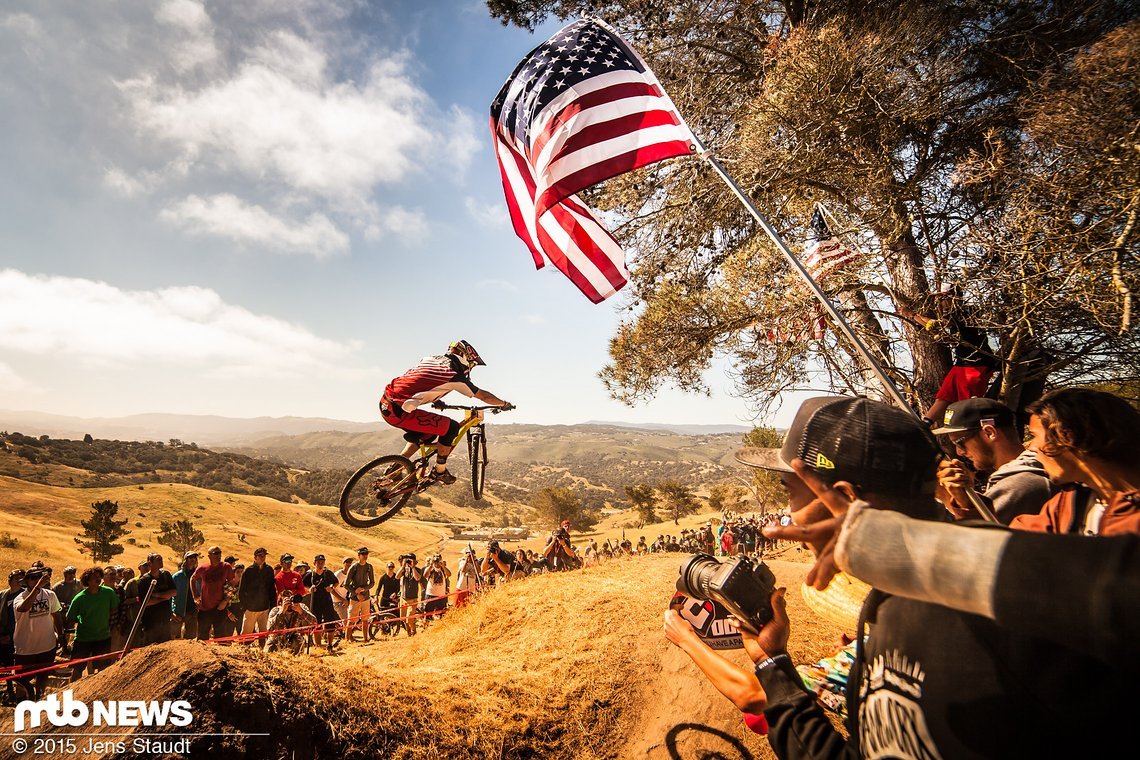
[931,398,1015,435]
[735,396,939,498]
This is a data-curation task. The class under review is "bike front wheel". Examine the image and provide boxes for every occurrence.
[469,431,487,500]
[339,455,416,528]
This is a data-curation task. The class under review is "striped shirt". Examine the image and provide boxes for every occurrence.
[384,355,480,412]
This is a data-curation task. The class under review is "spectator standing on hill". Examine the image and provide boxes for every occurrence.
[103,567,125,651]
[454,549,480,606]
[136,553,176,646]
[171,552,199,640]
[274,554,305,600]
[396,553,423,637]
[52,567,81,613]
[225,562,245,635]
[13,567,63,701]
[933,397,1055,524]
[0,569,24,701]
[1011,388,1140,536]
[66,567,118,680]
[422,555,451,620]
[303,555,339,649]
[332,557,352,623]
[376,561,401,614]
[345,548,375,642]
[192,546,234,641]
[118,564,145,644]
[239,548,276,645]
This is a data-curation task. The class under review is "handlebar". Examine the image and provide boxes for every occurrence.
[432,402,515,414]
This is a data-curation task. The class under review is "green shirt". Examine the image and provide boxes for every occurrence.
[66,586,120,642]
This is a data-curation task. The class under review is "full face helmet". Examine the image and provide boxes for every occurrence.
[448,339,485,369]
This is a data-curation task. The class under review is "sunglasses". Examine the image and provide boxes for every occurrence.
[949,429,980,450]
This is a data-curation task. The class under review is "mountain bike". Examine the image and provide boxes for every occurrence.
[339,403,511,528]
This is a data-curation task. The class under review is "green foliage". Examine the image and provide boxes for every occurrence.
[656,481,700,524]
[625,483,657,524]
[74,500,129,563]
[156,518,205,558]
[531,486,598,530]
[740,427,784,514]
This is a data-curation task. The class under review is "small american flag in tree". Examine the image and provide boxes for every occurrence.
[491,18,695,303]
[804,207,861,282]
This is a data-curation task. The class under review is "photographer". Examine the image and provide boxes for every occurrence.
[265,592,316,655]
[396,553,423,636]
[662,605,772,737]
[480,541,517,583]
[542,527,581,571]
[735,395,1132,759]
[455,548,481,606]
[422,555,451,620]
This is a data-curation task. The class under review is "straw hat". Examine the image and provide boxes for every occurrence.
[800,572,871,631]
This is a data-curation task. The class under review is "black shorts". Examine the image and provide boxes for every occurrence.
[312,603,339,628]
[71,638,112,669]
[424,596,448,614]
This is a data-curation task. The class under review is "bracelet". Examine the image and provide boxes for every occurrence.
[754,653,790,675]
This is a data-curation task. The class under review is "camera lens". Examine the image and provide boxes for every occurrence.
[675,553,720,599]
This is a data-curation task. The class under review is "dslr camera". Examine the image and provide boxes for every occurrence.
[676,553,777,634]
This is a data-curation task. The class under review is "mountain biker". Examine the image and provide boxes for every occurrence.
[380,340,513,485]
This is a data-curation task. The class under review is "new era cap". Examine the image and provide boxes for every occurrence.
[735,396,939,498]
[931,398,1015,435]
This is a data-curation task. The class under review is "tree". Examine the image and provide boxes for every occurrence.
[708,482,746,514]
[532,486,598,530]
[657,481,700,525]
[740,426,785,514]
[156,518,205,558]
[625,483,658,524]
[74,500,129,563]
[490,1,1139,417]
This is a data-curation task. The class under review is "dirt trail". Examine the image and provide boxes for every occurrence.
[0,555,848,760]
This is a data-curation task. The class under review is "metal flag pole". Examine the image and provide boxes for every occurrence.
[694,147,1000,523]
[692,143,910,411]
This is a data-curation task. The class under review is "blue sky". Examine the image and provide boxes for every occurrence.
[0,0,805,428]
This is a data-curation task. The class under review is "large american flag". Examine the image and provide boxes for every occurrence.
[491,18,696,303]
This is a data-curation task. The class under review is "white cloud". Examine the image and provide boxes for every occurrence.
[160,194,349,256]
[465,196,509,229]
[0,13,41,38]
[155,0,219,73]
[0,269,358,372]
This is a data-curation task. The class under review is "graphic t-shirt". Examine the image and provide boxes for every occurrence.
[66,586,120,642]
[13,588,61,655]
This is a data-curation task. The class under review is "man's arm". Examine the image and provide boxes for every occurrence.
[16,576,49,612]
[474,389,511,407]
[663,610,765,713]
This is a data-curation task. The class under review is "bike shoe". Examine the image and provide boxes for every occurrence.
[430,469,457,485]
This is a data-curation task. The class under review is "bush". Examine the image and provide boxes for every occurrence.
[0,533,19,549]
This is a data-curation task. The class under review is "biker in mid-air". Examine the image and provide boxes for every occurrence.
[379,340,513,485]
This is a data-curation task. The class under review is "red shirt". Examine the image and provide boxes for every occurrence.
[191,562,234,612]
[275,570,305,598]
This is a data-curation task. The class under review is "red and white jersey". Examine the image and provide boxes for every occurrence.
[383,354,480,412]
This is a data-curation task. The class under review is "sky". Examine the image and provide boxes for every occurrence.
[0,0,805,429]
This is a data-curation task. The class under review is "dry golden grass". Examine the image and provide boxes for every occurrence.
[0,475,454,573]
[0,554,848,759]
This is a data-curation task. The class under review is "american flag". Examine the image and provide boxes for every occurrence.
[491,18,695,303]
[803,208,861,282]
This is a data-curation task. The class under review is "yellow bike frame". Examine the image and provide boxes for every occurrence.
[414,408,484,465]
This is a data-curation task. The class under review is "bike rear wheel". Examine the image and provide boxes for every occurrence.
[339,455,416,528]
[469,430,487,500]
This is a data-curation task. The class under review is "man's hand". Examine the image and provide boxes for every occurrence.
[761,459,855,590]
[728,588,790,663]
[936,459,976,519]
[663,608,699,647]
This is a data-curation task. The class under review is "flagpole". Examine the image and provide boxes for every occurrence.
[694,147,911,411]
[696,151,1000,523]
